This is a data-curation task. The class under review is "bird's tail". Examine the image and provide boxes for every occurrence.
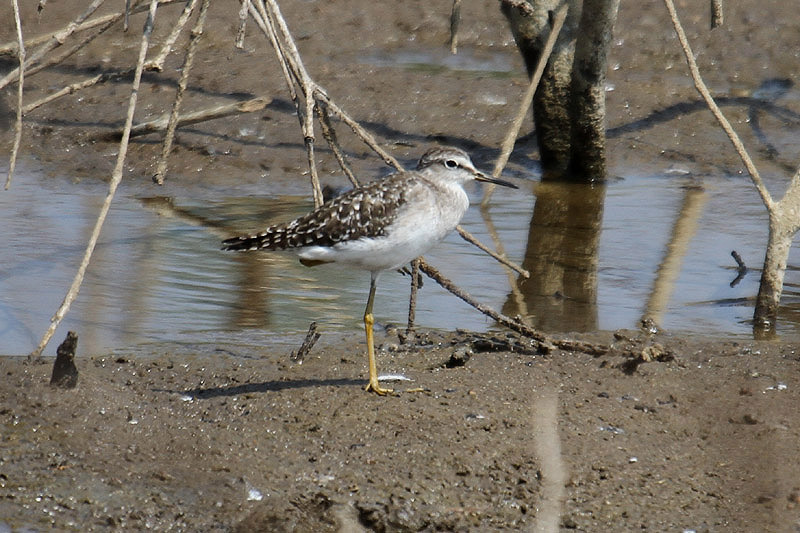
[222,230,276,252]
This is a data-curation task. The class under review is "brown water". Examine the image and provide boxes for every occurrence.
[3,154,800,357]
[3,11,800,356]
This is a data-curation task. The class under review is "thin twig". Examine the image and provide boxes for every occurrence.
[456,226,529,278]
[146,0,199,72]
[30,0,160,360]
[0,11,114,54]
[482,2,568,205]
[235,0,251,49]
[251,0,323,206]
[20,13,120,83]
[477,208,534,325]
[248,0,403,177]
[5,0,25,190]
[124,0,132,30]
[247,2,297,102]
[418,257,540,337]
[24,69,135,115]
[262,0,323,206]
[0,1,183,55]
[663,0,772,209]
[153,0,210,185]
[406,259,420,335]
[315,92,404,171]
[0,0,107,91]
[448,0,462,54]
[316,103,360,187]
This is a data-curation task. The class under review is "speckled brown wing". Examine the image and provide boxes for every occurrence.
[221,172,416,252]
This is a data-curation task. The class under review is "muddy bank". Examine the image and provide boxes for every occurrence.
[2,331,800,531]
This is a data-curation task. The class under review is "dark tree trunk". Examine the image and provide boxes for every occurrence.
[501,0,619,181]
[501,0,581,176]
[754,213,796,339]
[568,0,620,179]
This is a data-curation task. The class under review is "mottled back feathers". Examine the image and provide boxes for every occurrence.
[222,172,416,252]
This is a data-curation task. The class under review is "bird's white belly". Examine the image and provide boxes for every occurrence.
[299,185,469,272]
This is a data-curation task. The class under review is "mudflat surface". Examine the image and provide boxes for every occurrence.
[2,332,800,531]
[2,1,800,531]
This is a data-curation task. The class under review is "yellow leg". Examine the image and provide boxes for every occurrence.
[363,276,393,395]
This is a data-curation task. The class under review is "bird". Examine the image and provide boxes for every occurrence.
[222,146,517,395]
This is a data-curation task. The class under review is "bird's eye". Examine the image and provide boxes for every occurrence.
[444,159,458,169]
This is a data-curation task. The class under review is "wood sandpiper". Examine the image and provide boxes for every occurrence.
[222,146,517,395]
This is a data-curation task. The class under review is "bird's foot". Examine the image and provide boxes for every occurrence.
[365,380,394,396]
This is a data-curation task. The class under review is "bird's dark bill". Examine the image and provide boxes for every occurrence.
[475,173,518,189]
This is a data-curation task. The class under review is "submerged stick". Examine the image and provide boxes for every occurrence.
[730,250,747,288]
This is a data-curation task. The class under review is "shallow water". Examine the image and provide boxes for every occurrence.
[3,155,800,357]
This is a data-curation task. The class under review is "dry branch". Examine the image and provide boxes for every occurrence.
[418,258,608,355]
[30,0,161,359]
[24,69,135,114]
[456,226,530,278]
[664,0,800,332]
[250,0,324,206]
[153,0,211,185]
[145,0,199,72]
[0,0,106,91]
[710,0,724,29]
[0,0,184,56]
[21,13,119,83]
[235,0,251,49]
[406,259,421,335]
[663,0,772,209]
[448,0,462,54]
[316,104,361,187]
[290,322,320,363]
[103,97,271,140]
[5,0,25,190]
